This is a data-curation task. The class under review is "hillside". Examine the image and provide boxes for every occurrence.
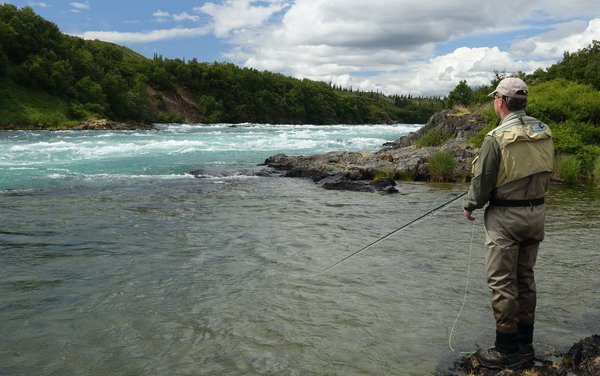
[0,4,443,129]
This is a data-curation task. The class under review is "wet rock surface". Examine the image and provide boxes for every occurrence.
[260,107,484,193]
[440,335,600,376]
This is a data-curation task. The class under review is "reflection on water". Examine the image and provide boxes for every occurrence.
[0,180,598,375]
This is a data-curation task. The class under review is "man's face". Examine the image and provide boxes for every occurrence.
[493,94,503,116]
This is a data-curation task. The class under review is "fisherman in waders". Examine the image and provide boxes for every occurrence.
[463,77,554,370]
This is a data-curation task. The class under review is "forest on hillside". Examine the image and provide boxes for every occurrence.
[0,4,443,128]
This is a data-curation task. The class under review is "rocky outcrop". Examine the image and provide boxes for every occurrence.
[261,107,486,192]
[442,334,600,376]
[564,335,600,376]
[386,107,487,148]
[146,84,203,124]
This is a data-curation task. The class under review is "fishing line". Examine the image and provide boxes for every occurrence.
[446,223,555,357]
[448,219,476,354]
[315,191,468,275]
[236,191,468,277]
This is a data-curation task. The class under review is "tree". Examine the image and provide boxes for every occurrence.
[50,59,74,96]
[74,76,107,115]
[445,80,473,108]
[0,5,62,63]
[545,40,600,90]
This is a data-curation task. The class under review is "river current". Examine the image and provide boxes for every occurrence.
[1,124,598,375]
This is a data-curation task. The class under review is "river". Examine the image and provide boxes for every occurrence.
[1,124,598,375]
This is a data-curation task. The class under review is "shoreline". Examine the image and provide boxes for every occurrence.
[260,107,483,193]
[441,334,600,376]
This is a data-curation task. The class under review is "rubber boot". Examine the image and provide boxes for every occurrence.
[517,323,535,362]
[476,331,521,370]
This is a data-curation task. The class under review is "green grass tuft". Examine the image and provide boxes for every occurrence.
[414,128,453,147]
[427,151,457,182]
[554,154,582,185]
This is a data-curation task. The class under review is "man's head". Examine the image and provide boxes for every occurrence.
[490,77,528,113]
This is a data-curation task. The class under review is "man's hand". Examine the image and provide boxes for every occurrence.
[464,209,476,221]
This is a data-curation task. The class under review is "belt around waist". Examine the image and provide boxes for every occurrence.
[489,197,545,207]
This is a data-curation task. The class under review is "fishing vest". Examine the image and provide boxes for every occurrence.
[487,114,554,188]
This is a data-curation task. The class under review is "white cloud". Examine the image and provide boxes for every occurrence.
[529,1,600,18]
[366,47,550,96]
[197,0,288,37]
[70,2,89,10]
[28,2,48,8]
[271,0,504,50]
[211,0,600,95]
[75,26,212,44]
[152,10,170,23]
[152,9,200,23]
[173,12,200,22]
[152,10,170,18]
[510,18,600,58]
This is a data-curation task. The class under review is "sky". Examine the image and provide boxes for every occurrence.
[3,0,600,96]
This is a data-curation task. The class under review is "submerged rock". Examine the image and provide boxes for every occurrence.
[319,176,399,193]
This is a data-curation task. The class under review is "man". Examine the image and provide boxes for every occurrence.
[463,77,554,369]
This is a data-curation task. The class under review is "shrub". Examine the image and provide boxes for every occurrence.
[551,121,584,154]
[469,104,498,148]
[577,145,600,179]
[555,154,581,184]
[414,128,453,147]
[479,103,500,126]
[527,79,600,124]
[594,156,600,184]
[428,151,457,182]
[469,124,494,148]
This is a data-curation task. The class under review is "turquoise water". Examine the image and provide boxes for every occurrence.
[0,123,422,191]
[1,124,599,375]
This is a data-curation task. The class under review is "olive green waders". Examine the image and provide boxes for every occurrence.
[484,203,545,333]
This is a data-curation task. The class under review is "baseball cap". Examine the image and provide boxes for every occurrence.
[488,77,529,99]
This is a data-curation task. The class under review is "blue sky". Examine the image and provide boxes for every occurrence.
[3,1,600,96]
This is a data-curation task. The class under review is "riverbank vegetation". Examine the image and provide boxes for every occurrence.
[0,4,443,129]
[426,151,457,182]
[445,41,600,185]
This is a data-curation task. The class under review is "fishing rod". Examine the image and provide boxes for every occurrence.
[315,191,468,275]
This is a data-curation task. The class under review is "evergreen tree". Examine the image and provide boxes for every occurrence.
[445,80,473,108]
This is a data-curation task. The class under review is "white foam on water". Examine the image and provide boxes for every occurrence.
[81,173,196,181]
[47,173,67,179]
[1,123,424,190]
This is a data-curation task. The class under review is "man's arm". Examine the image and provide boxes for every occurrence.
[463,135,501,218]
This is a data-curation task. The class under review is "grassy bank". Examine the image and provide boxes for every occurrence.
[0,79,78,130]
